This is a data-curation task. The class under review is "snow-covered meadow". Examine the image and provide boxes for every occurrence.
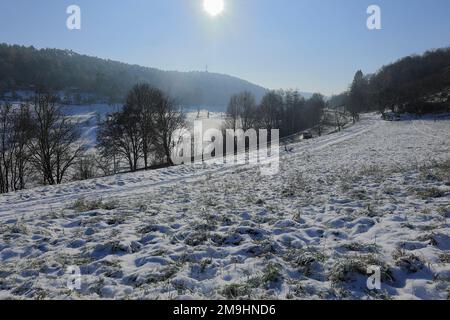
[66,105,224,149]
[0,114,449,300]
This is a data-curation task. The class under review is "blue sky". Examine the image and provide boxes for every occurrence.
[1,0,449,95]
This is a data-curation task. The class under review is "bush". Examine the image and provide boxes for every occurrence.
[72,198,117,212]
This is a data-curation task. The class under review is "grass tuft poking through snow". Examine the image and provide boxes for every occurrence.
[0,114,449,299]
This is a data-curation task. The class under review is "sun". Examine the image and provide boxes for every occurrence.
[203,0,224,16]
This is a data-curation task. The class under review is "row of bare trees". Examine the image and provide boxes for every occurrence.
[225,90,326,137]
[0,104,31,192]
[97,84,185,173]
[0,92,84,193]
[0,84,185,194]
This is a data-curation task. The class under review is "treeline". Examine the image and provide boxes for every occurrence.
[0,84,186,193]
[0,43,266,107]
[224,90,326,138]
[0,93,84,193]
[340,47,450,118]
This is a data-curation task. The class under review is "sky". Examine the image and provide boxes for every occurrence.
[1,0,450,95]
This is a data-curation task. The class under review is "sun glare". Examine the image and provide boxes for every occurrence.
[203,0,224,16]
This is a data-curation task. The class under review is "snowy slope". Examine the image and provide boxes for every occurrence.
[0,114,449,300]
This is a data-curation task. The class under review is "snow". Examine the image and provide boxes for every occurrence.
[0,113,449,300]
[65,106,223,150]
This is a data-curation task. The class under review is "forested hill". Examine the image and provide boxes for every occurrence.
[371,47,450,106]
[0,43,267,108]
[329,46,450,115]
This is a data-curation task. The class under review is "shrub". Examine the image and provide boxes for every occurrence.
[72,198,118,212]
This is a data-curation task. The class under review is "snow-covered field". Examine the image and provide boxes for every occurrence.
[65,106,224,149]
[0,114,449,300]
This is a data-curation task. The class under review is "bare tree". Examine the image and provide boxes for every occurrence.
[28,92,84,185]
[304,93,326,134]
[333,108,349,132]
[98,111,142,172]
[153,94,185,166]
[238,91,257,131]
[98,85,184,170]
[0,103,14,193]
[258,90,283,131]
[224,91,257,132]
[224,94,241,131]
[94,151,116,176]
[0,103,33,193]
[11,104,33,190]
[125,84,158,169]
